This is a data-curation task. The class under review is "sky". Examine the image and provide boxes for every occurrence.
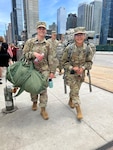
[0,0,93,36]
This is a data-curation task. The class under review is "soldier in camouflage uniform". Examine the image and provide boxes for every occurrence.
[23,21,55,120]
[47,31,59,77]
[56,34,65,75]
[61,27,96,120]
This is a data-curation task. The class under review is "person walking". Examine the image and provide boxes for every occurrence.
[61,27,96,120]
[23,21,55,120]
[0,36,11,84]
[47,31,59,77]
[11,43,19,62]
[56,34,66,75]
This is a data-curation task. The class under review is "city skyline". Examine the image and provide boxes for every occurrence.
[0,0,99,36]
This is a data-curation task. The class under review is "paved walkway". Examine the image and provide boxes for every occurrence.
[0,68,113,150]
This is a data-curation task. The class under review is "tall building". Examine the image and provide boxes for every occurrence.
[49,22,57,32]
[100,0,113,44]
[78,3,93,31]
[23,0,39,39]
[11,0,24,44]
[66,13,77,30]
[57,7,66,34]
[7,23,12,44]
[90,0,102,35]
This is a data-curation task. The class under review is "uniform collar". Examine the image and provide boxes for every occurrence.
[34,37,47,44]
[75,42,86,49]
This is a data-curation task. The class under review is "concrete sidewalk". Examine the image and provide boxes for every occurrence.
[0,70,113,150]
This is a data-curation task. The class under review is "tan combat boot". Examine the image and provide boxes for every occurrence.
[40,107,49,120]
[75,104,83,120]
[68,98,75,109]
[32,102,37,111]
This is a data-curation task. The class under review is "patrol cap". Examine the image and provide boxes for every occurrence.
[74,27,86,35]
[37,21,46,29]
[52,31,57,34]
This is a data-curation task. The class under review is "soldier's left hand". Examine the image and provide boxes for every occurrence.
[34,52,44,61]
[77,68,84,75]
[49,73,54,79]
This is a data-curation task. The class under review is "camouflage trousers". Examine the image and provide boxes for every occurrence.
[30,89,48,107]
[66,73,84,104]
[53,57,59,73]
[57,59,63,72]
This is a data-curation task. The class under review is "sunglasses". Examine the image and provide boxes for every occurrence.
[74,33,85,36]
[38,27,46,30]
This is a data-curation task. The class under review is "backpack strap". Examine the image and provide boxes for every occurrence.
[86,43,90,58]
[68,42,91,62]
[67,43,75,61]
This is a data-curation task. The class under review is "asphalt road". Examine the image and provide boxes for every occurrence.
[93,52,113,68]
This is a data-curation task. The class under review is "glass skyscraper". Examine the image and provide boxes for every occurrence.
[11,0,23,43]
[57,7,66,34]
[78,1,102,35]
[66,13,77,30]
[78,3,93,31]
[90,0,102,35]
[100,0,113,44]
[23,0,39,39]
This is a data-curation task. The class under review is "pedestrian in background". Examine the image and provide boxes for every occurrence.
[11,43,19,62]
[23,21,55,120]
[56,34,65,75]
[0,36,11,84]
[47,31,59,77]
[61,27,96,120]
[8,43,13,58]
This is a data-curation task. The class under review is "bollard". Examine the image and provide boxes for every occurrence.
[2,85,18,114]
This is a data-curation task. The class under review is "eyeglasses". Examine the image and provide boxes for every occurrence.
[74,33,85,37]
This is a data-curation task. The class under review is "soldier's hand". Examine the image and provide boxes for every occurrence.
[34,52,44,61]
[73,66,79,72]
[73,67,84,75]
[49,73,54,79]
[78,68,84,75]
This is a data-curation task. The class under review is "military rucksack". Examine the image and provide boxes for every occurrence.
[67,42,95,62]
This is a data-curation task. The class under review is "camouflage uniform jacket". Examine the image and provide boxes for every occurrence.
[47,38,59,58]
[61,42,96,76]
[56,41,65,60]
[23,37,55,74]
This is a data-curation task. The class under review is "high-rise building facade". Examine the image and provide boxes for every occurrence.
[78,3,93,31]
[100,0,113,44]
[90,0,102,35]
[23,0,39,39]
[49,22,57,32]
[66,13,77,30]
[57,7,66,34]
[11,0,23,44]
[7,23,12,44]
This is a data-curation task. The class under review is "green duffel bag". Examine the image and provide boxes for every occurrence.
[6,56,48,96]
